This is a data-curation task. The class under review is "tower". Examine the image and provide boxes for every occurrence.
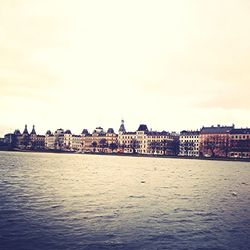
[23,124,29,135]
[118,119,126,133]
[30,125,36,135]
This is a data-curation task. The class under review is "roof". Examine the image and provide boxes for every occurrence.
[96,126,103,130]
[137,124,149,132]
[230,128,250,134]
[122,132,136,135]
[65,130,72,134]
[81,129,89,135]
[14,129,21,136]
[180,130,200,135]
[200,125,234,134]
[119,120,126,133]
[107,128,115,133]
[147,131,170,136]
[23,124,29,134]
[30,125,36,135]
[72,134,81,137]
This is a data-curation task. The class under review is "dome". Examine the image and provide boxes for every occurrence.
[137,124,148,132]
[81,129,89,135]
[46,130,52,135]
[14,129,21,136]
[107,128,114,133]
[65,130,72,134]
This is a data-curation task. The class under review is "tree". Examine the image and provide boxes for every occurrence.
[30,140,38,150]
[21,135,30,149]
[149,141,161,154]
[161,139,179,156]
[99,139,107,152]
[171,139,180,156]
[130,139,139,154]
[181,141,195,156]
[231,138,250,157]
[92,141,98,152]
[218,137,230,157]
[109,142,118,152]
[202,135,232,158]
[203,140,216,157]
[54,136,63,150]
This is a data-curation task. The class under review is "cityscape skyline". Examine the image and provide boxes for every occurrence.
[0,120,242,138]
[1,122,249,159]
[1,1,250,136]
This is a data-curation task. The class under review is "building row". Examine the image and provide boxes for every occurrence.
[179,125,250,158]
[1,121,250,159]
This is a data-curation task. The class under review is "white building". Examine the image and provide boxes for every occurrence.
[118,122,178,155]
[70,135,82,151]
[179,130,200,157]
[64,130,72,149]
[45,130,55,149]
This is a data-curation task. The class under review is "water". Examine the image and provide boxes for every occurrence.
[0,151,249,250]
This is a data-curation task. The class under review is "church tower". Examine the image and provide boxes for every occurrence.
[118,119,126,133]
[30,125,36,135]
[23,124,29,135]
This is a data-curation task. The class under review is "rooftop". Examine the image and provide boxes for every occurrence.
[137,124,149,132]
[200,125,234,134]
[230,128,250,134]
[180,130,200,135]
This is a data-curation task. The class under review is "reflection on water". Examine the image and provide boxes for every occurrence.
[0,151,249,250]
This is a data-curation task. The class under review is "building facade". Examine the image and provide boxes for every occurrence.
[179,130,200,157]
[81,127,118,153]
[4,125,45,150]
[229,128,250,158]
[199,125,234,157]
[118,122,179,155]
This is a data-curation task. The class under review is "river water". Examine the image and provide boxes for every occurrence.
[0,151,249,250]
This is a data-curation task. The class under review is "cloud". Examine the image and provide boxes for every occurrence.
[0,0,250,134]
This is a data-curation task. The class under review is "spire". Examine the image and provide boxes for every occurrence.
[23,124,29,135]
[119,119,126,133]
[31,125,36,135]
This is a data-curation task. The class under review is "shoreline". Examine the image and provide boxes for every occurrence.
[1,148,250,163]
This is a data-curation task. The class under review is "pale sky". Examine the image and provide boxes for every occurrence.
[0,0,250,136]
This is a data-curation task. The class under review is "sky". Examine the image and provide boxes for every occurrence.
[0,0,250,136]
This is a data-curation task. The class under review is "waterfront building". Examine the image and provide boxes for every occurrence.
[64,130,72,150]
[34,135,45,149]
[3,125,45,150]
[118,120,136,153]
[70,134,82,151]
[118,132,137,153]
[13,129,22,146]
[118,121,178,155]
[81,127,118,153]
[199,125,234,157]
[105,128,118,153]
[4,133,15,146]
[45,130,55,149]
[229,128,250,158]
[179,130,200,157]
[29,125,45,149]
[19,124,30,149]
[0,137,4,144]
[136,124,149,154]
[81,129,92,152]
[54,129,64,150]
